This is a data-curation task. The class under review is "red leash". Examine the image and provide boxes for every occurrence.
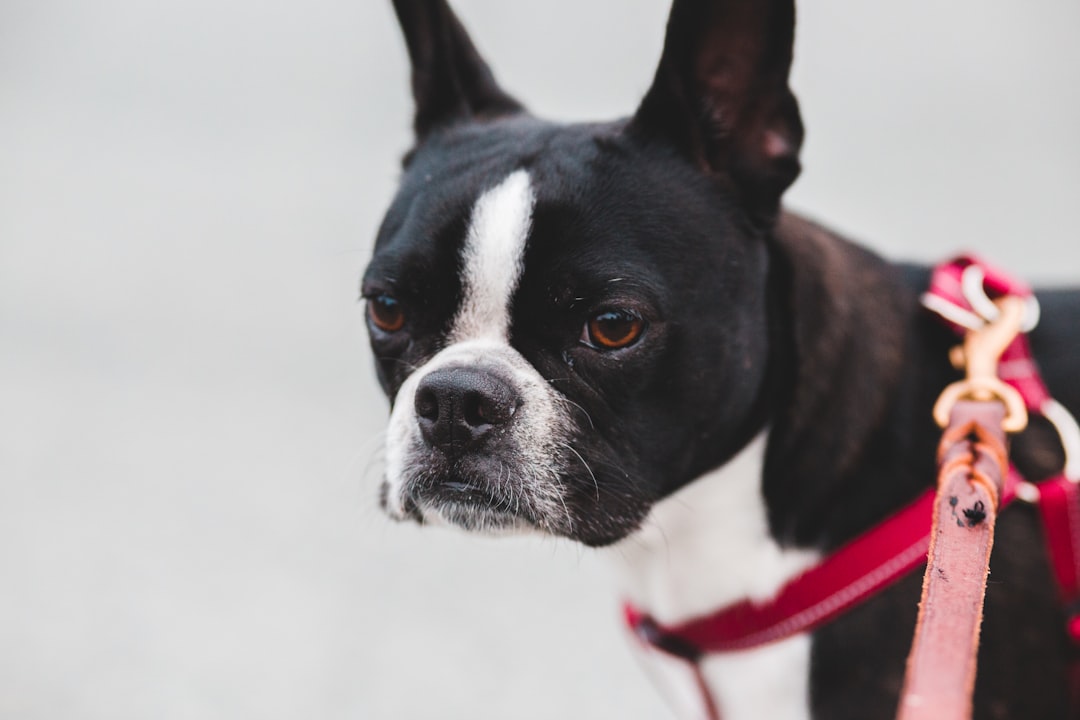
[623,256,1080,713]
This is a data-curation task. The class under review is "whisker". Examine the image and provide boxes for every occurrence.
[378,356,424,373]
[561,442,600,503]
[555,490,574,534]
[561,397,596,430]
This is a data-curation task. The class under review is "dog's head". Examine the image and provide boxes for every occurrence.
[364,0,803,546]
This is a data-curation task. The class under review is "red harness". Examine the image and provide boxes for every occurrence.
[624,256,1080,690]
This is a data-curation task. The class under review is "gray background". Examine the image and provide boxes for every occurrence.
[2,0,1077,718]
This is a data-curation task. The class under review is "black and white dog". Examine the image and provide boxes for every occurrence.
[363,0,1079,717]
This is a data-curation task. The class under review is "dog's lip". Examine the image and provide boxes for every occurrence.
[407,475,532,522]
[427,480,501,508]
[398,491,423,522]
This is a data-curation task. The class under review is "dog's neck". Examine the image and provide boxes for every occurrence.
[608,432,819,719]
[611,432,820,623]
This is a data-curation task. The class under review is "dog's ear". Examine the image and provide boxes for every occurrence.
[391,0,524,140]
[630,0,803,219]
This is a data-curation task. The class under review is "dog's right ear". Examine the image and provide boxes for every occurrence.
[630,0,803,220]
[391,0,524,140]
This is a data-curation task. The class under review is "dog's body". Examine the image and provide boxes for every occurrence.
[364,1,1080,717]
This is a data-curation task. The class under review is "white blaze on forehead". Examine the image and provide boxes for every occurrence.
[452,169,535,341]
[382,170,571,533]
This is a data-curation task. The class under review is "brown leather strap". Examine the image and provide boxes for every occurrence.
[897,400,1008,720]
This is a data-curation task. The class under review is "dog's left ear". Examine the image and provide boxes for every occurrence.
[630,0,803,220]
[391,0,525,140]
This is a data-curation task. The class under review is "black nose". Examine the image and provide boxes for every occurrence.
[414,367,521,450]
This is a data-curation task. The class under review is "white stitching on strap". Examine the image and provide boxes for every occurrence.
[728,537,930,650]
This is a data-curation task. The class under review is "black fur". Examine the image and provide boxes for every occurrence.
[364,0,1080,716]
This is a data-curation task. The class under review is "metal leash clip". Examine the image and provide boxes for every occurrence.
[932,295,1029,433]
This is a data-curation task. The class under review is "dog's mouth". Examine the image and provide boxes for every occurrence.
[416,479,508,519]
[382,471,541,534]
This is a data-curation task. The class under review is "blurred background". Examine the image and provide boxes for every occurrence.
[1,0,1077,718]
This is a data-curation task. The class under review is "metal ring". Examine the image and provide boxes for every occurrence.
[932,378,1029,433]
[920,292,985,331]
[1042,399,1080,482]
[1015,481,1041,504]
[962,265,1000,323]
[960,264,1041,332]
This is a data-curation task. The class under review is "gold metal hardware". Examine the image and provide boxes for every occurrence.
[932,296,1029,433]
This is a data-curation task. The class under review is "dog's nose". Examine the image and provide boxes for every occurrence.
[414,367,521,450]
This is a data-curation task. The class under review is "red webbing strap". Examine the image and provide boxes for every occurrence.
[897,402,1008,720]
[1037,478,1080,614]
[1034,476,1080,710]
[624,488,935,654]
[624,468,1028,658]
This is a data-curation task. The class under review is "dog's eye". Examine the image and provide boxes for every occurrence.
[583,309,644,350]
[368,294,405,333]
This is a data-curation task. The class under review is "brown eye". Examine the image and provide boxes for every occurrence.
[368,294,405,333]
[584,309,644,350]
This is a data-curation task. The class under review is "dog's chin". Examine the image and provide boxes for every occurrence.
[417,502,533,536]
[379,475,653,548]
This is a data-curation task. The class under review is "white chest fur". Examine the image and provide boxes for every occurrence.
[608,435,820,720]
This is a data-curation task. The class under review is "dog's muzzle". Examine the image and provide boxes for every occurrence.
[380,340,572,535]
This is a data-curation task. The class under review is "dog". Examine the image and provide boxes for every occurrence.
[362,0,1080,717]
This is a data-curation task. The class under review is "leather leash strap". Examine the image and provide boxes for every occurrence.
[898,295,1027,720]
[896,401,1008,720]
